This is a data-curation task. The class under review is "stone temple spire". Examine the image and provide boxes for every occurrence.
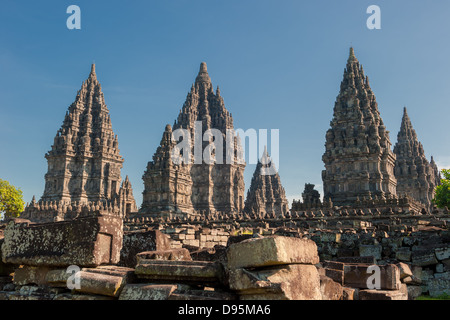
[394,107,438,209]
[244,148,289,217]
[41,64,124,204]
[141,62,246,217]
[322,47,397,206]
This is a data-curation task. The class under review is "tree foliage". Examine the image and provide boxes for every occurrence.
[0,179,24,219]
[432,169,450,210]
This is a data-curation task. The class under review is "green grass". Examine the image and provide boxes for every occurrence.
[416,293,450,300]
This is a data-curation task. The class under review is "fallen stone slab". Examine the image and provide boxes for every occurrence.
[13,266,54,286]
[325,268,344,285]
[407,285,422,300]
[81,265,136,284]
[73,271,125,297]
[336,256,376,264]
[428,277,450,297]
[135,260,224,285]
[396,262,413,280]
[412,248,438,267]
[343,264,401,290]
[1,215,123,267]
[168,289,236,301]
[136,248,192,263]
[226,236,319,269]
[46,268,126,297]
[359,287,408,300]
[118,284,177,300]
[228,264,322,300]
[342,287,355,300]
[359,245,382,261]
[320,275,343,300]
[119,230,171,268]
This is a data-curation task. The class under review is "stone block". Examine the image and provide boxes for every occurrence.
[343,264,401,290]
[359,245,382,261]
[435,247,450,261]
[228,264,322,300]
[428,275,450,297]
[81,265,136,284]
[226,236,319,269]
[118,284,177,300]
[136,248,192,263]
[412,249,438,267]
[46,268,125,297]
[325,268,344,285]
[342,287,355,300]
[336,256,376,264]
[73,271,125,297]
[13,266,53,286]
[407,285,422,300]
[395,247,411,262]
[323,260,344,271]
[119,229,171,268]
[359,287,408,300]
[135,260,223,285]
[320,275,343,300]
[396,262,413,279]
[1,215,123,267]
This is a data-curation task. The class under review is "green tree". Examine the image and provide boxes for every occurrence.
[0,179,25,219]
[432,169,450,209]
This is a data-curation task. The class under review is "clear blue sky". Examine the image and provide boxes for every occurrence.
[1,0,449,207]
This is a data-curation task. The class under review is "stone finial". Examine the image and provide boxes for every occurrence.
[195,62,211,84]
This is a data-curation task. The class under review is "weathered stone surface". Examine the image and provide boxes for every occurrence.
[2,215,123,267]
[119,284,177,300]
[412,249,438,267]
[336,256,376,264]
[74,271,125,297]
[135,260,223,285]
[53,293,114,300]
[428,277,450,297]
[359,245,382,261]
[226,236,319,269]
[396,247,412,262]
[396,262,413,279]
[407,285,422,300]
[359,288,408,300]
[13,266,53,286]
[46,266,127,297]
[343,264,401,290]
[325,268,344,285]
[435,246,450,261]
[320,275,343,300]
[119,229,171,268]
[168,289,236,301]
[228,264,322,300]
[342,287,355,300]
[81,265,136,284]
[136,248,192,263]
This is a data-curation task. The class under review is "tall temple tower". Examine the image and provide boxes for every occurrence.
[244,147,289,217]
[141,62,246,217]
[41,64,125,204]
[322,48,397,206]
[393,107,440,209]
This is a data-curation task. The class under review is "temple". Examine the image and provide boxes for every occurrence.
[244,147,289,217]
[393,107,440,210]
[139,62,246,218]
[22,65,136,222]
[322,48,398,206]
